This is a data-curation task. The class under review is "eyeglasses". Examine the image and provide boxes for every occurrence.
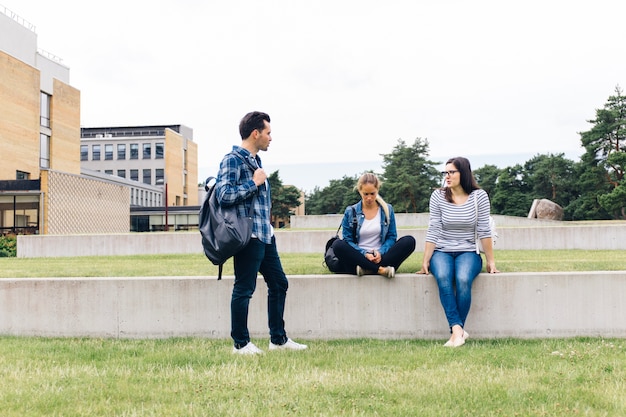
[441,170,459,176]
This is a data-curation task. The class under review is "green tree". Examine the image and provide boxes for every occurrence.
[473,164,501,200]
[574,85,626,219]
[491,164,533,217]
[597,151,626,219]
[268,170,302,227]
[305,175,359,215]
[379,138,440,213]
[523,153,578,217]
[566,157,610,220]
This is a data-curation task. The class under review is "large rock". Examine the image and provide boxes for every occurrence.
[535,199,564,220]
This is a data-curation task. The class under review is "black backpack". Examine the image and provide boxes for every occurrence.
[199,154,257,280]
[323,206,357,272]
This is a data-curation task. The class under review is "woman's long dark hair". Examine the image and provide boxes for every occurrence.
[443,156,480,203]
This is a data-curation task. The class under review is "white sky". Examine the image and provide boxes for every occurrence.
[4,0,626,189]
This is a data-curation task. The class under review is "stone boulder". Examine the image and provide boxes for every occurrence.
[534,199,564,220]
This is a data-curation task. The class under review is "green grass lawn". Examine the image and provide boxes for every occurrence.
[0,337,624,416]
[1,250,626,278]
[2,252,625,416]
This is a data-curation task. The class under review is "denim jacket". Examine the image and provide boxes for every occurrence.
[340,200,397,255]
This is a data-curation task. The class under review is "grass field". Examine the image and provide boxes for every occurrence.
[2,250,626,278]
[0,336,624,416]
[1,251,625,416]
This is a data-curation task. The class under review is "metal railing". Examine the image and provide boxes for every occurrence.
[0,4,36,32]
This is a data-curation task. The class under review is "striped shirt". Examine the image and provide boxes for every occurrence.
[425,188,492,252]
[215,146,273,245]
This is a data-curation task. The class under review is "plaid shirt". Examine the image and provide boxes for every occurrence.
[215,146,273,244]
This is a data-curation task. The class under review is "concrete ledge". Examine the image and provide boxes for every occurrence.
[16,221,626,257]
[2,272,624,339]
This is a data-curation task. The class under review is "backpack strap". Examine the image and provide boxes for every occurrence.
[473,191,481,255]
[334,205,358,240]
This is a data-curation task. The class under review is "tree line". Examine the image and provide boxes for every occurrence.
[271,87,626,221]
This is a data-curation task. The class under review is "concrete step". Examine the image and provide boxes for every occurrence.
[2,272,624,340]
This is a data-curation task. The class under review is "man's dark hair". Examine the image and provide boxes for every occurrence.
[239,111,271,139]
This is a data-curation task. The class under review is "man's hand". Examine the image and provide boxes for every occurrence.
[252,168,267,187]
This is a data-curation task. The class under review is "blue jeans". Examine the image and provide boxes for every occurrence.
[430,250,483,330]
[231,236,289,348]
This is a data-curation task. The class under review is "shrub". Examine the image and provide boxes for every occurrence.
[0,235,17,257]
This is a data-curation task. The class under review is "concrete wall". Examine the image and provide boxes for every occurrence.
[17,221,626,257]
[2,272,624,339]
[290,213,570,229]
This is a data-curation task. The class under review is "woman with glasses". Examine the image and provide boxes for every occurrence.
[417,157,499,347]
[330,173,416,278]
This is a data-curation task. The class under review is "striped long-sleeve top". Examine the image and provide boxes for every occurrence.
[425,188,492,252]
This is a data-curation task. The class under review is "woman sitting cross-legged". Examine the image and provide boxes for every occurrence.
[330,173,416,278]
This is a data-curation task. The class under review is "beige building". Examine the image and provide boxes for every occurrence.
[0,6,197,235]
[80,125,198,208]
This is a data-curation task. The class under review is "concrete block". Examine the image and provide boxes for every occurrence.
[2,272,625,340]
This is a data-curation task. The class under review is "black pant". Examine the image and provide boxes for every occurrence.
[331,235,416,274]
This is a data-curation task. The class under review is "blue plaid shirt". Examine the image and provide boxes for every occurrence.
[215,146,273,244]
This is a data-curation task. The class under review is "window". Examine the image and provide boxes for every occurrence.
[104,170,113,175]
[117,169,126,178]
[143,169,151,185]
[92,144,101,161]
[155,169,164,184]
[143,143,151,159]
[81,145,88,161]
[155,142,164,159]
[40,134,50,168]
[105,144,113,160]
[130,144,139,159]
[117,144,126,160]
[40,92,50,128]
[130,169,139,181]
[16,170,30,180]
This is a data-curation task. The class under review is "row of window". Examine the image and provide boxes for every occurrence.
[81,142,164,161]
[103,168,165,185]
[40,92,51,169]
[130,188,163,207]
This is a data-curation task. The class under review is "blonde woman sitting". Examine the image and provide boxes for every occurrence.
[330,173,416,278]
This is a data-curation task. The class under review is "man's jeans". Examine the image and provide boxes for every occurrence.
[430,250,483,330]
[231,236,289,348]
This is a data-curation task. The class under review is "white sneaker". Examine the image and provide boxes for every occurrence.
[356,265,375,277]
[232,342,264,355]
[380,266,395,279]
[269,338,308,351]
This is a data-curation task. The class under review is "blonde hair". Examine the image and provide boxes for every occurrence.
[356,173,389,223]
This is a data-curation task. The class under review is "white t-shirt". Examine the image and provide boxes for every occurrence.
[358,207,382,252]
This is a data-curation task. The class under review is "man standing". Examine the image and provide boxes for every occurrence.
[215,111,307,355]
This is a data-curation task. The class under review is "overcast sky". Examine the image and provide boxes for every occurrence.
[5,0,626,190]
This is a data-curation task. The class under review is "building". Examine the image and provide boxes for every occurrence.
[0,6,128,235]
[1,6,129,235]
[80,125,198,208]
